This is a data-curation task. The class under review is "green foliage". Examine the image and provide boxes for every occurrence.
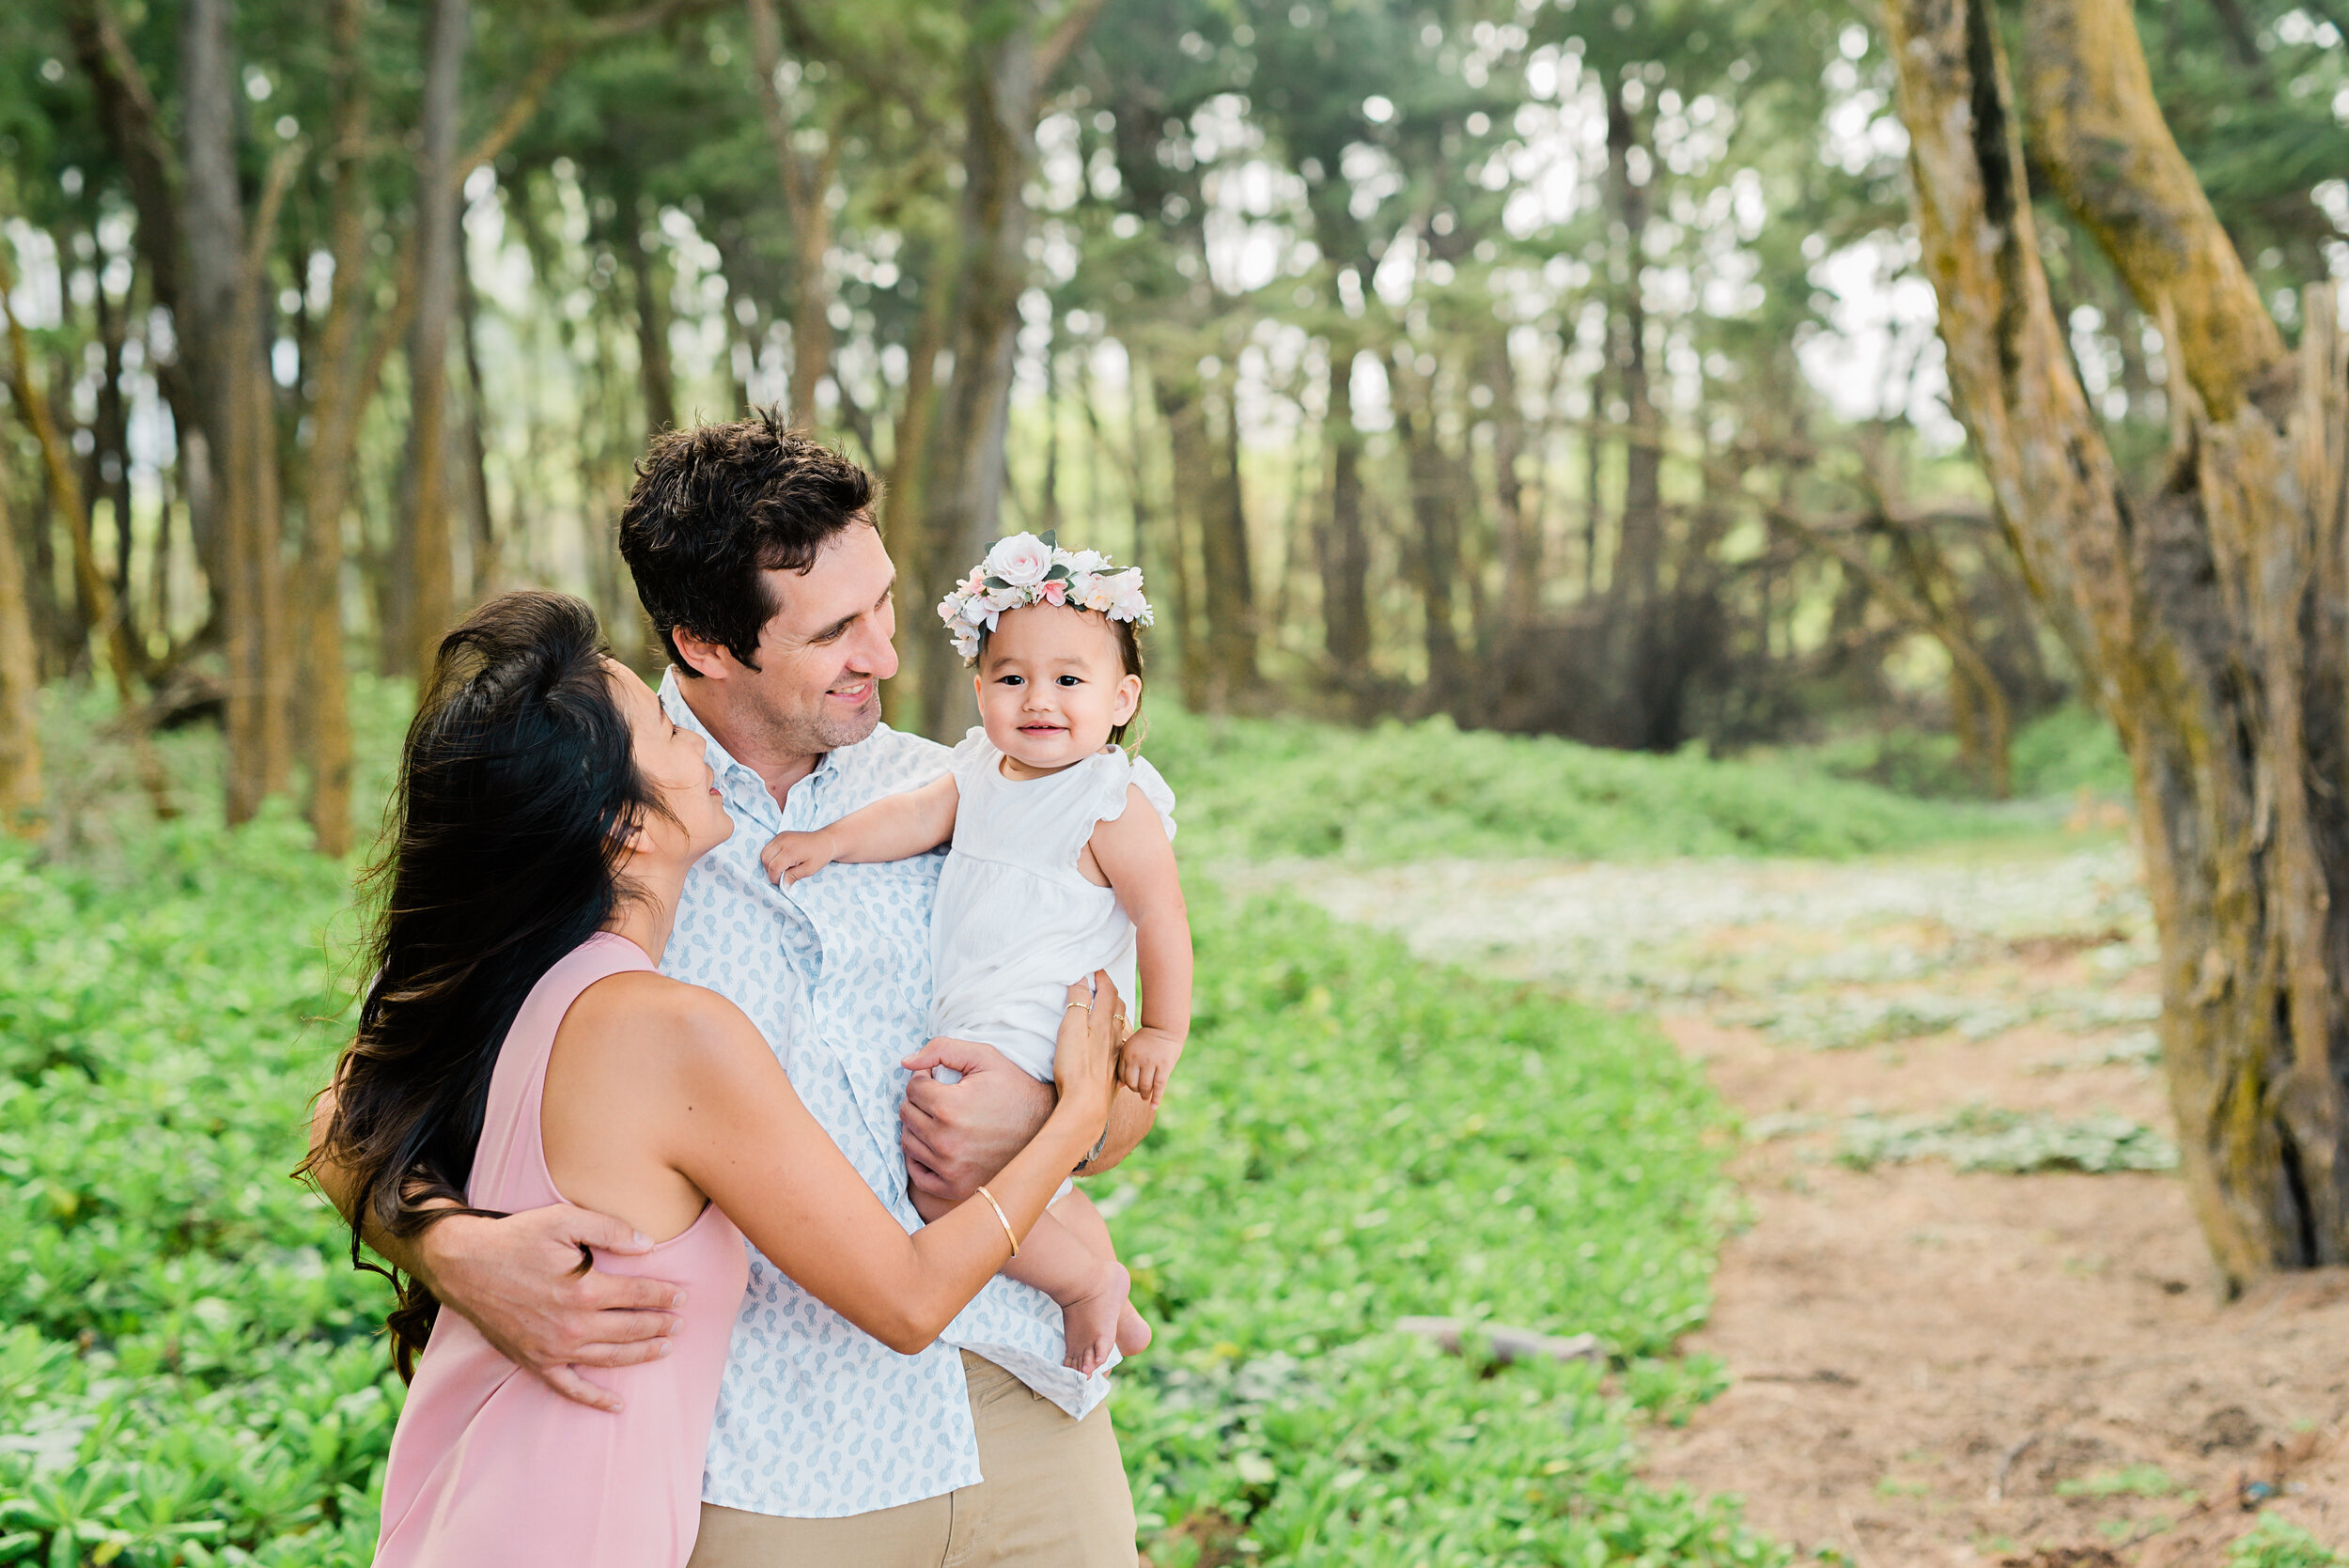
[1835,1106,2178,1174]
[1143,709,2022,866]
[2231,1514,2347,1568]
[1771,705,2131,803]
[0,808,391,1568]
[2055,1465,2183,1499]
[2008,706,2133,799]
[0,810,1781,1565]
[1105,884,1781,1564]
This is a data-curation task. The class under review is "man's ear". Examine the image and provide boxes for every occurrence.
[670,627,732,681]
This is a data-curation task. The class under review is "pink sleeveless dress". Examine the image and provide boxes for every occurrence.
[374,933,750,1568]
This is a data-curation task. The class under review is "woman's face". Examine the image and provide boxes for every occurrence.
[608,660,734,863]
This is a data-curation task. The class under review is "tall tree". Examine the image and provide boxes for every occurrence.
[1885,0,2349,1281]
[0,484,43,836]
[910,0,1109,737]
[402,0,473,677]
[296,0,372,856]
[743,0,844,427]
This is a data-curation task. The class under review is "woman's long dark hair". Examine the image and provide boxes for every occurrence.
[304,591,668,1375]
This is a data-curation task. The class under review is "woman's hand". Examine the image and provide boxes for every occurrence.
[1051,971,1123,1132]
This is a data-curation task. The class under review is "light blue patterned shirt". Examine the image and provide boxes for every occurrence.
[658,674,1112,1520]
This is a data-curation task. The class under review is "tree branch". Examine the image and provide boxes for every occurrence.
[2020,0,2285,419]
[1036,0,1112,83]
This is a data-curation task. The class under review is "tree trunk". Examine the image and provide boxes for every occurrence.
[66,0,212,583]
[458,255,499,597]
[297,0,367,857]
[1151,360,1212,712]
[1605,82,1662,611]
[178,0,248,608]
[1,245,172,815]
[744,0,838,429]
[1886,0,2349,1281]
[626,209,677,437]
[403,0,471,678]
[89,272,135,644]
[1200,366,1258,696]
[0,485,43,835]
[1392,350,1464,709]
[1317,340,1373,693]
[1486,335,1540,630]
[1,257,137,706]
[879,254,953,732]
[912,0,1107,738]
[246,265,292,806]
[915,58,1033,737]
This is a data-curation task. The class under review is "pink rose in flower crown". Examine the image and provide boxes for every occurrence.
[984,532,1054,587]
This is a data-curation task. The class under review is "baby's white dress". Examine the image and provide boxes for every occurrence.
[927,729,1177,1080]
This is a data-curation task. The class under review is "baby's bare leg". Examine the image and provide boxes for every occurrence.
[910,1187,1143,1374]
[1051,1188,1152,1360]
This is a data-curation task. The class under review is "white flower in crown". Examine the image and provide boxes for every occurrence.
[935,530,1153,664]
[985,533,1055,587]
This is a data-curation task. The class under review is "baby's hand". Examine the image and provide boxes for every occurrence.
[761,829,835,886]
[1117,1028,1183,1107]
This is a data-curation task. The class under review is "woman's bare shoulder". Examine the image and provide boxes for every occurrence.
[560,970,773,1079]
[568,967,735,1020]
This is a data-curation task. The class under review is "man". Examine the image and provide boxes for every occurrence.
[319,412,1155,1564]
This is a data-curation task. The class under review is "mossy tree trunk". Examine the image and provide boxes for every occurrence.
[1885,0,2349,1281]
[0,486,42,835]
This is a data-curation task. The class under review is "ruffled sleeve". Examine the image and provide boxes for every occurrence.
[1087,748,1176,843]
[950,727,1000,793]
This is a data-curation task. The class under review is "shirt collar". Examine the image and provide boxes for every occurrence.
[656,667,838,809]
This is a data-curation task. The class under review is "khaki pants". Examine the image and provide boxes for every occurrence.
[686,1352,1137,1568]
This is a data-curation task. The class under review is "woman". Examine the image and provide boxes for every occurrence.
[306,591,1120,1567]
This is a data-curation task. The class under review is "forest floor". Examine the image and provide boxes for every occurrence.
[1226,825,2349,1567]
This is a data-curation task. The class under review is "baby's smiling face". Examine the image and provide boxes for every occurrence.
[973,603,1142,776]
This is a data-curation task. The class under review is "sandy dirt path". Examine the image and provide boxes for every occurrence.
[1225,838,2349,1565]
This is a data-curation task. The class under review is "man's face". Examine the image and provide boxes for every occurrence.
[723,521,899,756]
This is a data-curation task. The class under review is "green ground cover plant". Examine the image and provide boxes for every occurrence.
[0,782,1784,1565]
[1144,709,2040,865]
[1833,1106,2178,1174]
[2232,1514,2347,1568]
[1784,705,2132,802]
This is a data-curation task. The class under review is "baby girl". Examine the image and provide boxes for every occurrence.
[762,532,1190,1374]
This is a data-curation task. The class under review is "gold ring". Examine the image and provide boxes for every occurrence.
[1066,1001,1093,1015]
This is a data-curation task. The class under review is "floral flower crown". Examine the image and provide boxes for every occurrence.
[936,530,1153,664]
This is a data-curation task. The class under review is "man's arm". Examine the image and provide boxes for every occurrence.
[306,1083,683,1413]
[898,1038,1158,1200]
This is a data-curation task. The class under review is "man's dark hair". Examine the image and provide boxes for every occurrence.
[617,410,876,676]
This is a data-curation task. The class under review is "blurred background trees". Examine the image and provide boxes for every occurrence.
[0,0,2341,845]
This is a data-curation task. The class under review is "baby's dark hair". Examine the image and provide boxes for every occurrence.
[975,612,1146,750]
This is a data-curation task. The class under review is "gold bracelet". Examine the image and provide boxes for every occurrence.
[973,1185,1020,1258]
